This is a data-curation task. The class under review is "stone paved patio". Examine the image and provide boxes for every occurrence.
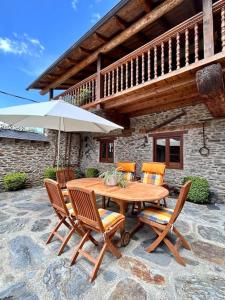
[0,187,225,300]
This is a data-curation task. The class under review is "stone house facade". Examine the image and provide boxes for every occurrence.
[80,104,225,203]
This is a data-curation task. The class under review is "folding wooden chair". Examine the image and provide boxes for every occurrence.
[67,186,125,282]
[134,181,192,266]
[56,168,75,198]
[141,162,167,207]
[44,179,84,255]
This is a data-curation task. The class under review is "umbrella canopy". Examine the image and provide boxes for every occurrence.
[0,100,123,168]
[0,100,123,133]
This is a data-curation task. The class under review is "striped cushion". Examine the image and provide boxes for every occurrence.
[62,189,68,197]
[122,171,134,181]
[138,206,173,224]
[141,172,163,185]
[66,202,75,216]
[98,208,124,230]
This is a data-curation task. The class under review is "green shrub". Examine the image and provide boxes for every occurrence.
[182,176,210,204]
[74,168,84,179]
[3,172,28,191]
[44,166,57,180]
[85,168,99,178]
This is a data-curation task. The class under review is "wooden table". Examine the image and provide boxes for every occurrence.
[66,178,169,245]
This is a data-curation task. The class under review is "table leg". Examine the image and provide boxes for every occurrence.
[102,196,106,209]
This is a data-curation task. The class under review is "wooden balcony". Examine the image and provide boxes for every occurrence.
[55,0,225,117]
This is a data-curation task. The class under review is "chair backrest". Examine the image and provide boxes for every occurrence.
[44,179,69,217]
[56,170,66,189]
[170,181,192,224]
[117,162,136,181]
[56,168,75,189]
[65,168,75,182]
[141,162,166,185]
[67,187,104,232]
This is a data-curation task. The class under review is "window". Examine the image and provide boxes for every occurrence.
[99,139,114,163]
[153,132,183,169]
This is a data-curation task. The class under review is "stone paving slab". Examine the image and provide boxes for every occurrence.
[0,187,225,299]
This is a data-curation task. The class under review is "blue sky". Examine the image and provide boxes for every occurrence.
[0,0,119,108]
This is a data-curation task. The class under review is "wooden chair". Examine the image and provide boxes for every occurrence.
[141,162,167,207]
[56,168,75,198]
[67,186,125,282]
[103,161,136,211]
[133,181,192,266]
[44,179,84,255]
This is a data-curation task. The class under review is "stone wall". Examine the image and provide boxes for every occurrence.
[80,104,225,203]
[0,130,80,191]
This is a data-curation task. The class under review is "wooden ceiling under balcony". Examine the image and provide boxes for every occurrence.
[27,0,210,92]
[99,53,225,117]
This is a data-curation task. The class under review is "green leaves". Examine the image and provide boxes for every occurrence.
[3,172,28,191]
[44,167,57,180]
[182,176,210,204]
[85,168,99,178]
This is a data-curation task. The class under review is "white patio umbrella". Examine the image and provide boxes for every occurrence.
[0,100,123,168]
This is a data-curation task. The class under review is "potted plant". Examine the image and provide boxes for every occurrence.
[99,168,127,188]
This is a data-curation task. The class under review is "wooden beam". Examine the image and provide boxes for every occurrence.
[129,97,202,117]
[40,0,184,95]
[138,0,151,13]
[96,54,104,100]
[79,47,93,55]
[114,15,128,30]
[49,89,54,100]
[144,110,186,133]
[119,90,198,114]
[203,0,214,58]
[104,77,196,110]
[94,32,109,43]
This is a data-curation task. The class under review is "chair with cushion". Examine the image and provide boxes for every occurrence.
[67,186,125,282]
[117,162,136,181]
[103,162,136,211]
[133,181,192,266]
[44,179,84,255]
[141,162,167,207]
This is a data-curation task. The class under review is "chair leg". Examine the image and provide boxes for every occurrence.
[146,226,169,253]
[162,198,167,207]
[153,227,186,266]
[90,243,107,282]
[102,196,106,209]
[162,236,186,266]
[46,217,65,244]
[58,227,75,255]
[71,231,90,266]
[173,227,191,250]
[106,238,122,258]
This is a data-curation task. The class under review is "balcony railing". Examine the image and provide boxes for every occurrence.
[55,73,97,105]
[55,0,225,106]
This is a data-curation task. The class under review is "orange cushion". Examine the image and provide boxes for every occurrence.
[117,162,136,173]
[141,162,166,176]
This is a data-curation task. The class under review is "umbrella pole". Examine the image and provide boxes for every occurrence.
[57,117,61,170]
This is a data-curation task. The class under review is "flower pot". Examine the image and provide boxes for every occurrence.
[105,175,117,186]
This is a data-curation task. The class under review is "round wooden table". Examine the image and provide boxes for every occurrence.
[66,178,169,246]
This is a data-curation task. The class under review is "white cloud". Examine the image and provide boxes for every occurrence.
[91,12,101,24]
[0,33,45,57]
[72,0,78,11]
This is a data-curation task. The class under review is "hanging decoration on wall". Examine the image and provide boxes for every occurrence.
[83,135,95,159]
[199,121,210,157]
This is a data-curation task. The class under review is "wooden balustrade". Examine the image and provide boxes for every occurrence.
[101,0,225,98]
[54,74,97,106]
[56,0,225,106]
